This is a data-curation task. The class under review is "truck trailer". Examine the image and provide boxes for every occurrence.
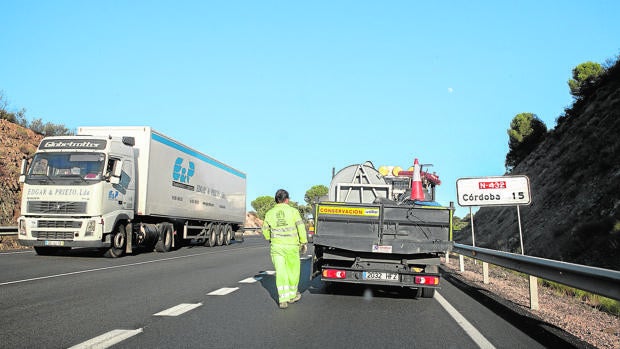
[311,159,453,298]
[18,126,246,257]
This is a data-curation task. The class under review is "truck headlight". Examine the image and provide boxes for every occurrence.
[18,219,26,235]
[85,220,96,236]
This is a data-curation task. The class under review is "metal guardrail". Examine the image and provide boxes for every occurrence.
[0,226,18,236]
[452,243,620,301]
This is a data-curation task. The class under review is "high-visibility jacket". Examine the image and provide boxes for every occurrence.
[262,203,307,245]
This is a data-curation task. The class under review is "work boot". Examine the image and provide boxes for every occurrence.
[279,302,288,309]
[290,292,302,303]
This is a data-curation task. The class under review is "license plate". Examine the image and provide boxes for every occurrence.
[362,271,399,281]
[45,240,64,246]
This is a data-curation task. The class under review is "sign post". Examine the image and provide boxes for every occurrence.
[456,175,537,309]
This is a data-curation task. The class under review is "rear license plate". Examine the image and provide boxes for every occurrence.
[44,240,64,246]
[362,271,399,281]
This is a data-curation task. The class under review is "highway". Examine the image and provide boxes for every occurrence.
[0,236,587,349]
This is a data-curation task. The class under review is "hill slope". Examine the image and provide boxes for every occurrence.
[0,120,42,225]
[455,62,620,270]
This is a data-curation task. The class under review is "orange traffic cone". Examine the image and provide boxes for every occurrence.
[410,158,425,201]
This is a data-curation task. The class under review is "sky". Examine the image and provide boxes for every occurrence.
[1,1,619,218]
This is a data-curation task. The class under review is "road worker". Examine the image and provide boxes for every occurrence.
[262,189,308,309]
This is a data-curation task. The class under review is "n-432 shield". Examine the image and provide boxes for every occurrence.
[456,175,531,207]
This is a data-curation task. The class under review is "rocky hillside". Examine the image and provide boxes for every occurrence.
[455,62,620,270]
[0,120,43,225]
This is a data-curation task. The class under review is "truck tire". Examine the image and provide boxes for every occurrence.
[104,225,127,258]
[420,265,438,298]
[155,223,173,252]
[204,223,216,247]
[215,224,224,246]
[420,288,436,298]
[223,224,232,245]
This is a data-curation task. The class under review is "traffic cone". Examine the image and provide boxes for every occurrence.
[410,158,425,201]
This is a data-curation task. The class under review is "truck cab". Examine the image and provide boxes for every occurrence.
[18,136,136,255]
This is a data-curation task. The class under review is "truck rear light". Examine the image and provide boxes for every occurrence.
[415,275,439,285]
[322,269,346,279]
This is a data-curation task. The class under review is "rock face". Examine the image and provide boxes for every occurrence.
[0,120,43,225]
[455,62,620,270]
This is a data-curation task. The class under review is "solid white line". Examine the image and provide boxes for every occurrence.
[0,245,267,287]
[207,287,239,295]
[435,292,496,349]
[68,328,143,349]
[239,276,262,283]
[0,251,33,255]
[154,303,202,316]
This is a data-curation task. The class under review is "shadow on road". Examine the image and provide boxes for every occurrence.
[258,252,421,304]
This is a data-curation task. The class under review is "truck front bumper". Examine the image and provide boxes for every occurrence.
[18,239,110,248]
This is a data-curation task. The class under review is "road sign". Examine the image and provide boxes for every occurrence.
[456,175,531,207]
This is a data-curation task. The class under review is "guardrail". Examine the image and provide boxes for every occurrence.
[449,243,620,309]
[0,226,18,235]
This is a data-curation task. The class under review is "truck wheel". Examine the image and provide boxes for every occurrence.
[155,223,173,252]
[421,288,436,298]
[420,265,438,298]
[216,224,224,246]
[104,225,126,258]
[204,223,216,247]
[223,224,232,245]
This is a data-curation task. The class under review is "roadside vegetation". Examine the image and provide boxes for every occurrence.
[0,91,72,136]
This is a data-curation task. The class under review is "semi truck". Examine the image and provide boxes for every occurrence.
[311,159,453,298]
[18,126,246,257]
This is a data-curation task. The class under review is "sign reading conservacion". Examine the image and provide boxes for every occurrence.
[318,205,380,217]
[456,175,531,207]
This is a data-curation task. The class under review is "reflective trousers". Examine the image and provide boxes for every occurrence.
[270,243,300,303]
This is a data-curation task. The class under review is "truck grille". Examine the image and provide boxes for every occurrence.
[37,220,82,228]
[33,231,75,240]
[28,201,87,214]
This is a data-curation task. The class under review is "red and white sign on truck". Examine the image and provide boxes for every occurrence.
[456,175,531,207]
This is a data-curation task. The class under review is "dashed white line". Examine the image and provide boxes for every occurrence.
[154,303,202,316]
[239,276,263,283]
[207,287,239,295]
[435,292,496,349]
[68,328,143,349]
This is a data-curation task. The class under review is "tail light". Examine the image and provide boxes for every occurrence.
[322,269,346,279]
[415,275,439,285]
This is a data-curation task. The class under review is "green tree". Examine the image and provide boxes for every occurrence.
[304,185,328,205]
[505,113,547,171]
[568,61,604,98]
[251,196,276,220]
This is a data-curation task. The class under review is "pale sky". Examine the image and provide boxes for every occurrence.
[2,1,619,217]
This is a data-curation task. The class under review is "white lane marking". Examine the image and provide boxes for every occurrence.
[154,303,202,316]
[435,292,496,349]
[0,245,268,287]
[68,328,143,349]
[239,276,263,283]
[0,251,33,255]
[207,287,239,295]
[259,270,276,275]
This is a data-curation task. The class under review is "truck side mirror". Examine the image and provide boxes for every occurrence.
[107,159,123,184]
[19,158,28,183]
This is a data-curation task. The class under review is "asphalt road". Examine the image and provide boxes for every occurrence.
[0,236,586,348]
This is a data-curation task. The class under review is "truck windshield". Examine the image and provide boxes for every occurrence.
[28,152,105,181]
